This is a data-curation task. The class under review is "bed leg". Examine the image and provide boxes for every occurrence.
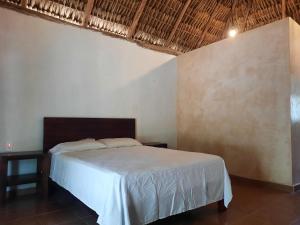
[217,199,227,212]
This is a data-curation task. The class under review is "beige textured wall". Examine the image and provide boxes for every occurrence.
[177,19,293,185]
[290,19,300,185]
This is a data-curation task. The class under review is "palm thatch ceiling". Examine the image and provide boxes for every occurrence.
[1,0,300,55]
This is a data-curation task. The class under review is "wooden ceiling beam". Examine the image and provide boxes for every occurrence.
[127,0,147,39]
[82,0,95,27]
[240,0,253,32]
[166,0,191,45]
[143,43,181,56]
[137,41,181,56]
[196,1,221,48]
[20,0,27,7]
[282,0,286,18]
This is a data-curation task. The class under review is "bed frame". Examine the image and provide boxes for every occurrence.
[43,117,136,152]
[42,117,226,212]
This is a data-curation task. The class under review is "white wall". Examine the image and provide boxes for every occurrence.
[0,8,177,178]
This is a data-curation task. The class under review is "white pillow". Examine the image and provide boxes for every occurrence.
[98,138,142,148]
[50,138,106,154]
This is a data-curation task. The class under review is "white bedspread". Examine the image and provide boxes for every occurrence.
[50,146,232,225]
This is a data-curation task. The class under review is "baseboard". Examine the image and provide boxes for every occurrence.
[230,175,295,192]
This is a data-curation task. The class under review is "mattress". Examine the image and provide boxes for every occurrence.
[50,145,232,225]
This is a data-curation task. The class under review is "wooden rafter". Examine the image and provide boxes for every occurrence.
[20,0,27,7]
[222,0,238,38]
[166,0,191,45]
[127,0,147,39]
[240,0,253,32]
[137,41,181,56]
[196,1,221,48]
[282,0,287,18]
[82,0,95,27]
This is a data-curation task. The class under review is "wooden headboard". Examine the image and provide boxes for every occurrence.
[43,117,136,152]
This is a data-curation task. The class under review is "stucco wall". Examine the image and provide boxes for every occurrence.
[0,8,177,182]
[290,19,300,185]
[177,19,293,185]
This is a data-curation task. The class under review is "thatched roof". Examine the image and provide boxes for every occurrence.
[1,0,299,55]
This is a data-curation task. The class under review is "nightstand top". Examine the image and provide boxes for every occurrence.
[0,150,43,159]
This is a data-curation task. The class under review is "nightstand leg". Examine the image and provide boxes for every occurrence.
[36,156,42,195]
[41,155,50,199]
[0,183,5,205]
[0,159,8,205]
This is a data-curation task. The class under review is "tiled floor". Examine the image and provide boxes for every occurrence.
[1,179,300,225]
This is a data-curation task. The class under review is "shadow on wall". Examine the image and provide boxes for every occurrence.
[291,93,300,184]
[292,123,300,184]
[109,58,177,148]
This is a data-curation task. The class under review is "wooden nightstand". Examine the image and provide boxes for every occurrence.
[0,151,47,204]
[142,142,168,148]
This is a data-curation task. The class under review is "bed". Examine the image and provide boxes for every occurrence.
[43,117,232,225]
